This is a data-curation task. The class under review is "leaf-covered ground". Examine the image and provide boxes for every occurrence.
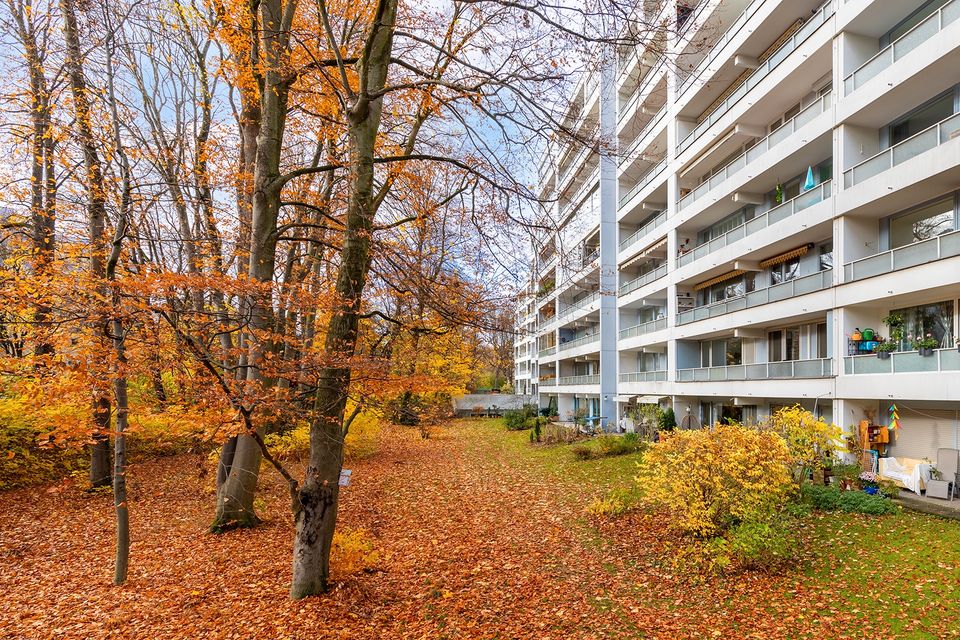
[2,418,958,639]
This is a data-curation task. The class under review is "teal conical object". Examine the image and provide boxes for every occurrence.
[802,165,816,191]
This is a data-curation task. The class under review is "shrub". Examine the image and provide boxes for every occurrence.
[571,444,593,460]
[635,423,793,537]
[767,405,842,485]
[540,423,579,445]
[801,483,899,515]
[721,516,799,571]
[586,493,627,517]
[596,432,646,458]
[802,484,841,511]
[657,406,677,431]
[331,527,379,578]
[504,404,539,431]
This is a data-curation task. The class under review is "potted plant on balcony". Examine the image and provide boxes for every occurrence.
[875,339,897,360]
[882,313,905,349]
[912,334,939,357]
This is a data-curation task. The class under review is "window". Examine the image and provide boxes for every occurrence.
[882,0,953,45]
[700,338,742,367]
[698,207,755,244]
[888,91,954,147]
[768,327,800,361]
[819,242,833,271]
[890,300,954,349]
[768,330,782,362]
[889,197,955,249]
[816,323,828,359]
[770,257,800,285]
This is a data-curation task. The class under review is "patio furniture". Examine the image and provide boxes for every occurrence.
[878,457,932,495]
[926,448,959,501]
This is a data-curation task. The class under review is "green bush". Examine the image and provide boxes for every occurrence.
[504,404,539,431]
[657,407,676,431]
[571,444,593,460]
[801,483,898,515]
[596,432,646,457]
[724,517,799,571]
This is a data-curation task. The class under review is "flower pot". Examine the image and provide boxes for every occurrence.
[877,351,891,360]
[919,347,934,357]
[864,486,879,495]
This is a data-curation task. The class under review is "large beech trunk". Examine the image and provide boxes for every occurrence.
[290,0,398,599]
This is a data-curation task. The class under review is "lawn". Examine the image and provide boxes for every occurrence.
[1,417,958,639]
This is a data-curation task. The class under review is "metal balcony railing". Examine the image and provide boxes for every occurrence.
[619,159,667,209]
[677,0,764,97]
[618,370,667,382]
[843,111,960,188]
[677,181,832,269]
[844,349,960,375]
[843,228,960,282]
[556,292,600,324]
[619,317,668,340]
[557,374,601,385]
[538,346,557,358]
[619,264,668,297]
[844,0,960,94]
[678,92,832,211]
[677,357,833,381]
[540,377,557,387]
[619,210,668,253]
[677,269,832,325]
[677,0,835,156]
[559,332,600,352]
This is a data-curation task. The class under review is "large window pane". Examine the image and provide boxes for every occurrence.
[891,300,955,348]
[889,92,954,146]
[889,197,955,248]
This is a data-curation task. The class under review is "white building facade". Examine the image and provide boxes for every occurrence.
[515,0,960,458]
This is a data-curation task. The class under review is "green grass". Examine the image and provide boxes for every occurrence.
[463,418,960,637]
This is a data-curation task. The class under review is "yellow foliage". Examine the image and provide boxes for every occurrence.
[635,424,793,537]
[330,527,379,578]
[766,405,842,482]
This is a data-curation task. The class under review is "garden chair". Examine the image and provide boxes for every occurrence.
[926,448,958,501]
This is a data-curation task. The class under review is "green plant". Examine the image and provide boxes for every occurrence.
[882,313,904,344]
[571,444,593,460]
[912,333,940,350]
[876,478,901,498]
[657,406,676,432]
[774,183,784,204]
[572,406,589,427]
[723,516,799,571]
[504,404,539,430]
[596,432,646,457]
[801,483,898,515]
[830,462,861,488]
[875,340,898,353]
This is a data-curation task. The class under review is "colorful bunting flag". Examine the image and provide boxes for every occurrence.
[889,403,901,431]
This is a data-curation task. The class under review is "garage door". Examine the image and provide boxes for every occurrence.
[889,407,960,460]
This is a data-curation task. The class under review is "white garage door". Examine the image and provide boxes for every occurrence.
[889,408,960,460]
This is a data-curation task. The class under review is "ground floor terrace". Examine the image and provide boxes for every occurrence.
[2,418,958,639]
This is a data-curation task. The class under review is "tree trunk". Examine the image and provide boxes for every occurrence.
[290,0,398,599]
[61,0,111,488]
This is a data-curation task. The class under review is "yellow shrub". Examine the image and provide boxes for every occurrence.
[331,527,379,578]
[767,405,842,483]
[635,423,793,537]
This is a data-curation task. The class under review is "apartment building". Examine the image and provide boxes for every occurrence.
[514,0,960,459]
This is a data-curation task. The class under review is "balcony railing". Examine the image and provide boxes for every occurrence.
[539,346,557,358]
[540,377,557,387]
[619,159,667,209]
[557,292,600,324]
[559,332,600,352]
[677,0,764,97]
[619,264,668,296]
[677,357,832,381]
[677,269,832,325]
[618,62,665,123]
[677,0,835,156]
[678,92,832,211]
[557,374,601,385]
[843,0,960,94]
[844,349,960,375]
[843,229,960,282]
[618,370,667,382]
[843,111,960,188]
[619,210,668,253]
[619,107,667,167]
[678,181,832,268]
[619,317,668,340]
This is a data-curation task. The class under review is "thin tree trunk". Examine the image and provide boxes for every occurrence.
[61,0,111,488]
[290,0,398,599]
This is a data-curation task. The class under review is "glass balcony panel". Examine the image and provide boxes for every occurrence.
[892,13,938,62]
[940,349,960,370]
[728,365,746,380]
[850,355,892,374]
[941,231,960,258]
[892,237,937,270]
[893,352,938,373]
[892,127,938,166]
[709,367,725,381]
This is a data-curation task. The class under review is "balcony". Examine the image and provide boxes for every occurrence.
[619,107,667,168]
[843,111,960,189]
[678,91,832,212]
[844,349,960,375]
[677,269,832,325]
[677,0,835,156]
[619,370,667,382]
[556,291,600,325]
[539,346,557,358]
[618,62,666,125]
[619,264,668,297]
[558,332,600,353]
[619,159,667,209]
[619,317,668,340]
[678,181,833,269]
[676,0,764,99]
[540,377,557,387]
[843,229,960,282]
[619,210,669,254]
[557,374,601,385]
[843,0,960,95]
[677,357,832,381]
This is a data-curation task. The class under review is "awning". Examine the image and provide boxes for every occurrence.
[616,395,637,403]
[636,395,665,404]
[759,243,813,269]
[620,237,667,269]
[694,269,746,291]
